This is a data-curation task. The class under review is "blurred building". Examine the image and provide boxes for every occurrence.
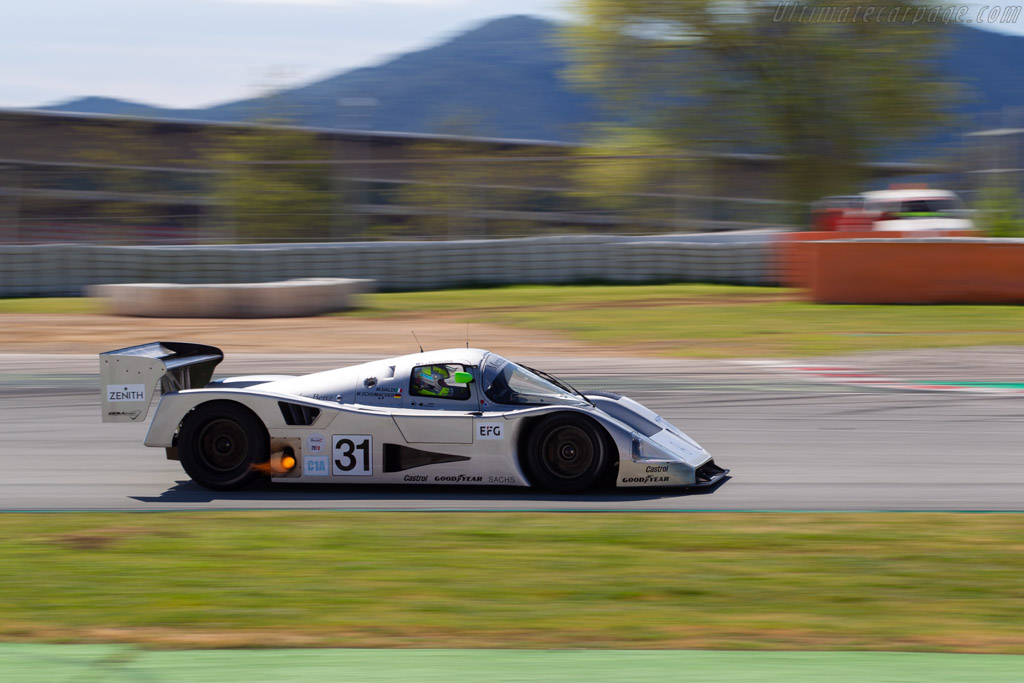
[0,108,953,244]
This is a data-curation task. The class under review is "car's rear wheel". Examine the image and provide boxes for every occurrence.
[178,401,268,490]
[526,413,609,494]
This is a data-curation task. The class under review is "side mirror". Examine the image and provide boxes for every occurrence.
[452,371,474,384]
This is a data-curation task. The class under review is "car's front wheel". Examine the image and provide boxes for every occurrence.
[178,401,268,490]
[526,413,609,494]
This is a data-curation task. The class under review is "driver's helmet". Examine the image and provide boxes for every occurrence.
[412,365,455,397]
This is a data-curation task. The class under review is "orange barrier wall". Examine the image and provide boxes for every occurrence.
[811,239,1024,304]
[777,230,976,288]
[778,231,881,288]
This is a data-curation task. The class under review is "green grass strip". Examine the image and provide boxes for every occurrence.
[1,512,1022,652]
[0,297,102,314]
[1,645,1023,682]
[8,283,1024,356]
[339,283,1024,358]
[281,283,1024,356]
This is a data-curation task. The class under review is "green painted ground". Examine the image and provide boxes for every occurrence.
[1,646,1022,682]
[7,284,1024,357]
[906,380,1024,389]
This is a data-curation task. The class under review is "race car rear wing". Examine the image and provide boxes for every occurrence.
[100,341,223,423]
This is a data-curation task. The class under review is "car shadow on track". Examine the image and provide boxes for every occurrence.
[131,477,731,506]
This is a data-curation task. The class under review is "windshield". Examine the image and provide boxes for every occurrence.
[898,197,964,215]
[481,354,585,406]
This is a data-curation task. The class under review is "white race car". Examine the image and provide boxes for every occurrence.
[101,342,728,493]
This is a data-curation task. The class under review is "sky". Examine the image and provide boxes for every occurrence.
[3,1,1021,111]
[1,0,568,110]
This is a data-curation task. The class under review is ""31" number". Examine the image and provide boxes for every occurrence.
[332,435,372,476]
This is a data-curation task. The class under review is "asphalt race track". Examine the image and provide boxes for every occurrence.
[2,353,1022,511]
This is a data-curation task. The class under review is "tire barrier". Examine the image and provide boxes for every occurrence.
[0,235,779,298]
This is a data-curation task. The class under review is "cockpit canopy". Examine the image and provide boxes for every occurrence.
[261,349,587,410]
[481,353,586,407]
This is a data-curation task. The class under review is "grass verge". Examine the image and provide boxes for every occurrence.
[1,512,1021,652]
[6,283,1024,356]
[0,297,102,314]
[341,284,1024,357]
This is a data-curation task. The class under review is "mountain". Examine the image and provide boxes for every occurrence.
[45,15,602,141]
[43,96,168,119]
[37,15,1024,143]
[941,26,1024,117]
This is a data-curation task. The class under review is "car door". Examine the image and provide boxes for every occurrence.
[395,362,479,444]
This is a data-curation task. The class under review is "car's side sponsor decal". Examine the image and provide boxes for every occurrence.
[475,422,504,440]
[303,454,329,477]
[332,435,373,476]
[621,474,671,484]
[305,433,325,454]
[433,474,483,483]
[106,410,141,420]
[106,384,145,402]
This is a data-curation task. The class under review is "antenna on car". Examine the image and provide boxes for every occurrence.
[466,322,469,349]
[411,331,423,353]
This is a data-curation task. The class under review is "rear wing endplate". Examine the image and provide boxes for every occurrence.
[100,341,223,423]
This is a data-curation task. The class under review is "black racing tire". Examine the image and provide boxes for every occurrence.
[178,401,269,490]
[526,413,609,494]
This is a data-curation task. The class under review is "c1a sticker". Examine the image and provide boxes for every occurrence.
[305,433,325,454]
[303,454,329,477]
[476,422,504,440]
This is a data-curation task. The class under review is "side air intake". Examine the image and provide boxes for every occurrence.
[278,402,321,426]
[383,444,470,472]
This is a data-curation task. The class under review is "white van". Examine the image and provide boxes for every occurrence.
[811,189,975,232]
[859,189,975,232]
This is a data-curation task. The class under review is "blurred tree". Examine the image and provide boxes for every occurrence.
[569,124,699,228]
[571,125,673,211]
[564,0,956,203]
[206,126,333,241]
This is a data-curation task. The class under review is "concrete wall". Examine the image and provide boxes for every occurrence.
[88,279,372,318]
[0,235,778,297]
